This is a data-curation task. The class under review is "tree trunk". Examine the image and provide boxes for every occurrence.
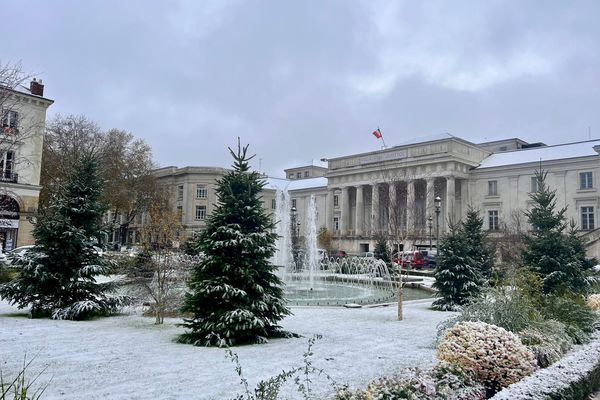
[397,271,404,320]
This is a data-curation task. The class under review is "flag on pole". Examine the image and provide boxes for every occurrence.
[372,128,382,139]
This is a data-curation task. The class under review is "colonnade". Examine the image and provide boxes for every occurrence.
[326,176,465,238]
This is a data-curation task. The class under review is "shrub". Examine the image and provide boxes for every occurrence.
[437,321,537,394]
[438,287,543,335]
[333,364,485,400]
[518,319,573,368]
[541,294,597,344]
[587,294,600,311]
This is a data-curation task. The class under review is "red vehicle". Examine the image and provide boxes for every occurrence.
[392,251,425,269]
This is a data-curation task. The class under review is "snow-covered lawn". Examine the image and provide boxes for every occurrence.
[0,299,451,400]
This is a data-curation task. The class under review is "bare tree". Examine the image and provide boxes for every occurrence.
[375,168,437,320]
[136,187,188,324]
[101,129,155,246]
[40,116,156,246]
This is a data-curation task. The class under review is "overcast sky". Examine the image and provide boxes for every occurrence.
[2,1,600,176]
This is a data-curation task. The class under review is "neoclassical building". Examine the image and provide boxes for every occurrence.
[137,134,600,259]
[0,79,53,250]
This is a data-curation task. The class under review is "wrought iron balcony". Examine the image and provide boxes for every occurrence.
[0,170,18,183]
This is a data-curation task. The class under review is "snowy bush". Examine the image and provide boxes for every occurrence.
[541,295,597,344]
[438,287,543,337]
[333,364,485,400]
[587,294,600,310]
[437,321,537,393]
[518,319,573,368]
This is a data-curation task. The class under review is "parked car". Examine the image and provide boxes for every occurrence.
[358,251,374,258]
[329,250,347,259]
[419,250,437,268]
[392,251,425,269]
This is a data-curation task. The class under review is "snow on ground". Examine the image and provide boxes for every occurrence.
[0,299,451,400]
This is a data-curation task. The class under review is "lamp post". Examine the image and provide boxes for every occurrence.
[427,215,433,250]
[434,196,441,247]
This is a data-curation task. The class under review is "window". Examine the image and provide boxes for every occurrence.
[488,210,499,231]
[288,174,294,179]
[271,199,276,209]
[531,176,540,193]
[582,206,595,230]
[195,205,206,221]
[291,199,297,208]
[333,217,339,231]
[580,172,593,189]
[304,171,309,177]
[488,180,498,196]
[196,184,207,198]
[0,151,14,181]
[1,110,18,133]
[177,205,183,222]
[296,172,301,179]
[177,184,184,201]
[333,195,339,207]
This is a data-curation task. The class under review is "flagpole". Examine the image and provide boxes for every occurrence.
[378,127,388,149]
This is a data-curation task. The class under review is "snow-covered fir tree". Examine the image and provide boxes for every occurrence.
[373,235,390,264]
[179,140,291,346]
[523,170,589,295]
[0,156,129,319]
[461,207,494,282]
[432,223,482,311]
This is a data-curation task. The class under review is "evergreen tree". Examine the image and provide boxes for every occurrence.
[432,223,482,311]
[373,235,390,264]
[461,207,494,281]
[179,141,291,346]
[0,156,129,319]
[523,170,589,295]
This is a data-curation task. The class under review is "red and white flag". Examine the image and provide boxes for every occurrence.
[372,128,382,139]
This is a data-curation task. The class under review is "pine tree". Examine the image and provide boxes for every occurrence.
[373,235,390,264]
[523,170,589,295]
[179,140,291,346]
[432,223,482,311]
[0,156,129,319]
[461,207,494,281]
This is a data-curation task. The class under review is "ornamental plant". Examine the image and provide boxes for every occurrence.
[437,321,537,394]
[587,294,600,310]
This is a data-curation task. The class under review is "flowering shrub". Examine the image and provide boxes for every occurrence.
[333,364,485,400]
[587,294,600,310]
[437,321,537,393]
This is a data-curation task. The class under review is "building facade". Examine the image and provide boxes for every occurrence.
[133,134,600,259]
[0,79,53,251]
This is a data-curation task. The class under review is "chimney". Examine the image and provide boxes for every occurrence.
[30,78,44,96]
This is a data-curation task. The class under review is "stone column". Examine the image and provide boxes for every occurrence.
[326,188,335,231]
[460,179,469,219]
[426,178,434,221]
[340,186,349,235]
[406,180,415,233]
[388,183,397,235]
[371,183,379,235]
[446,176,455,227]
[355,185,364,237]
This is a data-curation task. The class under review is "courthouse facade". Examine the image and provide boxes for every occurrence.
[142,133,600,258]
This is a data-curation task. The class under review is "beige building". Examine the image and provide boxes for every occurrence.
[0,79,53,250]
[134,134,600,259]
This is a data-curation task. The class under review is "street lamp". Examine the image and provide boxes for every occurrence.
[427,215,433,250]
[434,196,442,247]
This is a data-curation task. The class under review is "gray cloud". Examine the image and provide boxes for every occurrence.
[2,0,600,176]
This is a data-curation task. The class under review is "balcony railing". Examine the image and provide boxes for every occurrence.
[0,170,18,183]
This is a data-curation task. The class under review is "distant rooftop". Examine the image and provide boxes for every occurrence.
[476,139,600,169]
[264,176,327,191]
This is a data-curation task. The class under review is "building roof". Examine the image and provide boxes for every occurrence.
[263,176,328,191]
[476,139,600,169]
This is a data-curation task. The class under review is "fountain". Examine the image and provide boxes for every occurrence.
[271,188,430,306]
